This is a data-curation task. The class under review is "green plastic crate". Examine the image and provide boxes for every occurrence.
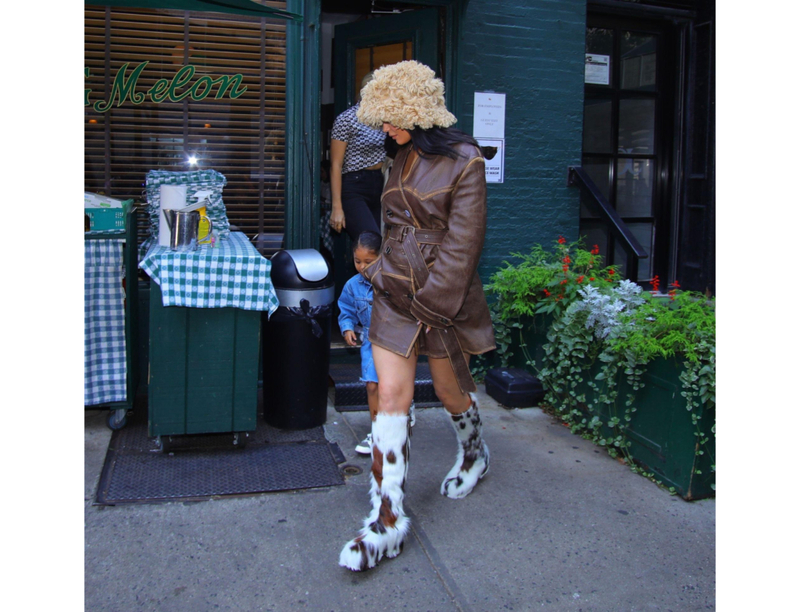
[85,199,132,232]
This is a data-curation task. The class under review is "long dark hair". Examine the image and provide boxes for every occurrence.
[408,126,479,160]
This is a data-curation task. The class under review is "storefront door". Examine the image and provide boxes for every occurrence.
[329,7,441,302]
[332,7,440,116]
[580,14,678,284]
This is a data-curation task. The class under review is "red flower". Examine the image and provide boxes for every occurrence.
[560,279,568,285]
[577,276,584,283]
[558,236,566,244]
[650,275,660,292]
[668,280,680,300]
[591,245,600,255]
[589,277,595,281]
[543,289,550,297]
[608,269,615,275]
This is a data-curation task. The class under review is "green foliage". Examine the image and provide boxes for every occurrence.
[609,291,716,365]
[485,237,618,321]
[486,237,716,496]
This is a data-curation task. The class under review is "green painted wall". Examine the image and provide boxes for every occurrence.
[457,0,587,277]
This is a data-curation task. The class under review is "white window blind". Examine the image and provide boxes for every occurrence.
[84,4,287,244]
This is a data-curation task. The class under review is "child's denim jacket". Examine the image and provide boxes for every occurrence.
[337,273,378,383]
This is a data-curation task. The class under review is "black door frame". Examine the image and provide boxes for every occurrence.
[581,10,681,284]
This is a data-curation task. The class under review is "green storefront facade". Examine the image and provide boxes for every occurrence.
[84,0,714,293]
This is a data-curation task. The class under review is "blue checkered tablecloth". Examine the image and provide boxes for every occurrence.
[139,232,279,315]
[85,238,127,406]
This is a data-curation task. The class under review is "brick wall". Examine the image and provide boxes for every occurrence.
[459,0,586,277]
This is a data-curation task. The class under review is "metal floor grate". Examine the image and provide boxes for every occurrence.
[95,404,344,505]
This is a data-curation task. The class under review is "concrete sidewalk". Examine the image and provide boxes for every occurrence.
[84,388,715,611]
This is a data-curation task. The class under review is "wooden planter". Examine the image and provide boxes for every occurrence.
[576,357,715,500]
[504,315,715,500]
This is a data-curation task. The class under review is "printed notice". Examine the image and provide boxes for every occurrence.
[477,138,504,184]
[473,92,506,139]
[585,54,610,85]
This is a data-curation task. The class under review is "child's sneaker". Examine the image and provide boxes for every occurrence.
[409,403,416,427]
[355,433,372,455]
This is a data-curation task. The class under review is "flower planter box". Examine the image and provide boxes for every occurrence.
[575,357,715,500]
[484,239,715,501]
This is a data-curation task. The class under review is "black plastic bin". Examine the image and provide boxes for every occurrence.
[485,368,545,408]
[262,249,334,429]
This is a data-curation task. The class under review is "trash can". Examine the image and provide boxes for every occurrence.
[262,249,334,429]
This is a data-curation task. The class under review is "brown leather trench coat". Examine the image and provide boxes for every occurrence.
[365,141,496,361]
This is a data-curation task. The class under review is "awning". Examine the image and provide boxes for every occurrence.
[86,0,303,21]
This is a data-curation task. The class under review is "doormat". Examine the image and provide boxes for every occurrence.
[329,362,442,412]
[95,405,345,505]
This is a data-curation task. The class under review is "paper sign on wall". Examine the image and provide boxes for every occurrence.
[585,54,610,85]
[477,138,504,184]
[474,92,506,183]
[473,92,506,139]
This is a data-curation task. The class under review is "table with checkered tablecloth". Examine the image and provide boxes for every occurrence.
[138,232,279,315]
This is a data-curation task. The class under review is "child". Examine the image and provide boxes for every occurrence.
[338,231,414,454]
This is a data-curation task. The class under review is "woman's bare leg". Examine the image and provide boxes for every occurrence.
[428,354,472,415]
[373,344,417,417]
[365,381,379,421]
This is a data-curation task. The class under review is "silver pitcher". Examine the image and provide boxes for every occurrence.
[163,209,210,251]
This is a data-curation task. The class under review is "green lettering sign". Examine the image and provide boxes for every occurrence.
[169,65,197,102]
[148,78,170,103]
[189,75,214,100]
[86,63,249,112]
[212,74,247,100]
[85,67,91,106]
[93,61,148,113]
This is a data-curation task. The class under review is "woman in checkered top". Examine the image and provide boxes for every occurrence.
[329,72,387,241]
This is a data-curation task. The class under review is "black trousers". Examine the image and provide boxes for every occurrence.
[341,169,383,242]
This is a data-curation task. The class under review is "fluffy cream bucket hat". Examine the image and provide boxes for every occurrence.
[357,60,457,130]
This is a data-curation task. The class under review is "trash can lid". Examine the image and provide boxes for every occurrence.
[271,249,330,283]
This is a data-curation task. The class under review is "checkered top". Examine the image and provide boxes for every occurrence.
[139,232,279,314]
[331,104,387,173]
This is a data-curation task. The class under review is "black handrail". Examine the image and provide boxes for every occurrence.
[567,165,648,282]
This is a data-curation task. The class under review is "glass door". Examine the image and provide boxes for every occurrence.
[333,8,439,115]
[580,16,676,284]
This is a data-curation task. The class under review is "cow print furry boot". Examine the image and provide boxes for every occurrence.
[441,393,490,499]
[339,413,411,571]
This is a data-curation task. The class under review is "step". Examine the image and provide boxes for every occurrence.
[329,362,441,412]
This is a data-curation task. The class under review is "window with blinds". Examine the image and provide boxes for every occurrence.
[84,4,287,245]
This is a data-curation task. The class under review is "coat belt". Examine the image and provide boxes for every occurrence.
[385,225,448,245]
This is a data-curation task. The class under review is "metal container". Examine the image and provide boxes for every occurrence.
[164,209,201,251]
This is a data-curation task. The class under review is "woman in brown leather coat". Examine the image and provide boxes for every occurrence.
[339,60,496,572]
